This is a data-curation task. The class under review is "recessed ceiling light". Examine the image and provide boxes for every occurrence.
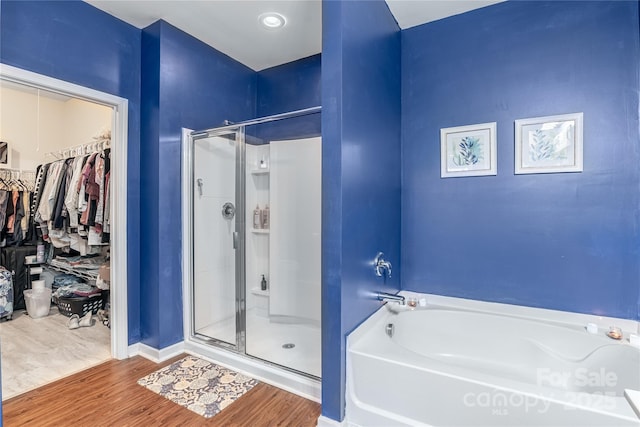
[259,12,286,29]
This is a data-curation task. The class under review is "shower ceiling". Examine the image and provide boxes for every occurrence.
[84,0,505,71]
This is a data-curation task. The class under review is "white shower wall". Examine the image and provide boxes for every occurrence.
[269,137,321,325]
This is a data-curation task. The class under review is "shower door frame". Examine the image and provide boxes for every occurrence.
[187,127,247,352]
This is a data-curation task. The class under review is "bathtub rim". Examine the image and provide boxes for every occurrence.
[405,292,638,335]
[349,291,640,351]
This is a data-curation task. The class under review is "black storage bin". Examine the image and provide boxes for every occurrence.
[1,245,37,311]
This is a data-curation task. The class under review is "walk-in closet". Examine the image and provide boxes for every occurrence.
[0,80,113,399]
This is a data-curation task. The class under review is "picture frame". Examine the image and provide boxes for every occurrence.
[440,122,497,178]
[0,141,10,169]
[514,112,583,174]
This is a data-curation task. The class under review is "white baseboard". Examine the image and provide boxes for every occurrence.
[317,415,346,427]
[127,342,140,357]
[128,341,185,363]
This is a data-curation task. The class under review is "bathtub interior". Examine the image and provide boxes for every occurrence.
[389,308,640,395]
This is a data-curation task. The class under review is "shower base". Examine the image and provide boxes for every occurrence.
[196,310,320,377]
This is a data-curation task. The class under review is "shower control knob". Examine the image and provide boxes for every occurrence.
[222,202,236,220]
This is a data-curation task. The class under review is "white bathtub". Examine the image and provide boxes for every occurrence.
[346,293,640,426]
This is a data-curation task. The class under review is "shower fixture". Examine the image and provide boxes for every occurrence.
[222,202,235,220]
[196,178,203,196]
[374,252,392,278]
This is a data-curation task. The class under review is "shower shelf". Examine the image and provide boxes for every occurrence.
[251,169,270,175]
[250,287,270,297]
[251,228,270,234]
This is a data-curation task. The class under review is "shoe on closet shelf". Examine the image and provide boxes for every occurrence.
[68,314,80,330]
[79,312,93,327]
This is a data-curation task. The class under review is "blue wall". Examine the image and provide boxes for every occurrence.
[140,20,256,348]
[402,1,640,320]
[257,54,321,116]
[251,55,322,142]
[322,0,401,421]
[0,0,143,344]
[140,22,163,348]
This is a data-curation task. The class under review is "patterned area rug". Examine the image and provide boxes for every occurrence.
[137,355,259,418]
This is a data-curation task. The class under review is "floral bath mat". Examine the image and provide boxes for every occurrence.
[137,355,259,418]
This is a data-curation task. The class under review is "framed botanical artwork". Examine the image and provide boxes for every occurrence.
[514,112,583,174]
[440,122,497,178]
[0,141,10,169]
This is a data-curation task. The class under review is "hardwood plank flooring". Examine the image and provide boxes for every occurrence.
[3,355,321,427]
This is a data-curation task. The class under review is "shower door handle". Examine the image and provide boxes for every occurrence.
[233,231,238,249]
[196,178,203,196]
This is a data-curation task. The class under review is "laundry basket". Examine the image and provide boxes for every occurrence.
[53,293,103,317]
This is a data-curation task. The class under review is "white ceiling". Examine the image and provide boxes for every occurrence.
[386,0,505,30]
[85,0,505,71]
[0,80,72,102]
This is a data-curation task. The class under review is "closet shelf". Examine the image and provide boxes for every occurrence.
[251,228,270,234]
[46,261,98,282]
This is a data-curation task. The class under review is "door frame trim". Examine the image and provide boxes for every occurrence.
[181,128,194,347]
[234,126,247,353]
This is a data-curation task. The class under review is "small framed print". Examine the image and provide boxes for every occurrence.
[0,141,10,169]
[441,122,497,178]
[515,113,583,174]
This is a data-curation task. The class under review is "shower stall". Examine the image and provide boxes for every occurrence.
[182,107,321,392]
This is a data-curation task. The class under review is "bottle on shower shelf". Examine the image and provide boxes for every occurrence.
[253,204,262,229]
[261,274,268,291]
[262,204,270,229]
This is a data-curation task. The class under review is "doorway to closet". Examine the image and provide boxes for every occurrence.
[0,64,129,399]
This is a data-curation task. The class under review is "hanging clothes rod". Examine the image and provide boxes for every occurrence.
[0,168,36,178]
[45,131,111,160]
[0,168,37,190]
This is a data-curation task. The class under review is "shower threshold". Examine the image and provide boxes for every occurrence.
[194,311,321,378]
[184,334,321,402]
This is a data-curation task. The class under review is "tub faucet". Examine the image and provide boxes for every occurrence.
[377,292,405,305]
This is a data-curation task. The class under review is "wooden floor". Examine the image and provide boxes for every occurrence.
[3,355,321,426]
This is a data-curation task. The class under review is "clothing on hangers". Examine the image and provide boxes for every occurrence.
[0,170,35,246]
[30,142,112,250]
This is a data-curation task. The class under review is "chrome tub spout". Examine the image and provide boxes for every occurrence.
[376,292,405,304]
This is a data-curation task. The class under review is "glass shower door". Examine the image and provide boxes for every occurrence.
[192,130,244,348]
